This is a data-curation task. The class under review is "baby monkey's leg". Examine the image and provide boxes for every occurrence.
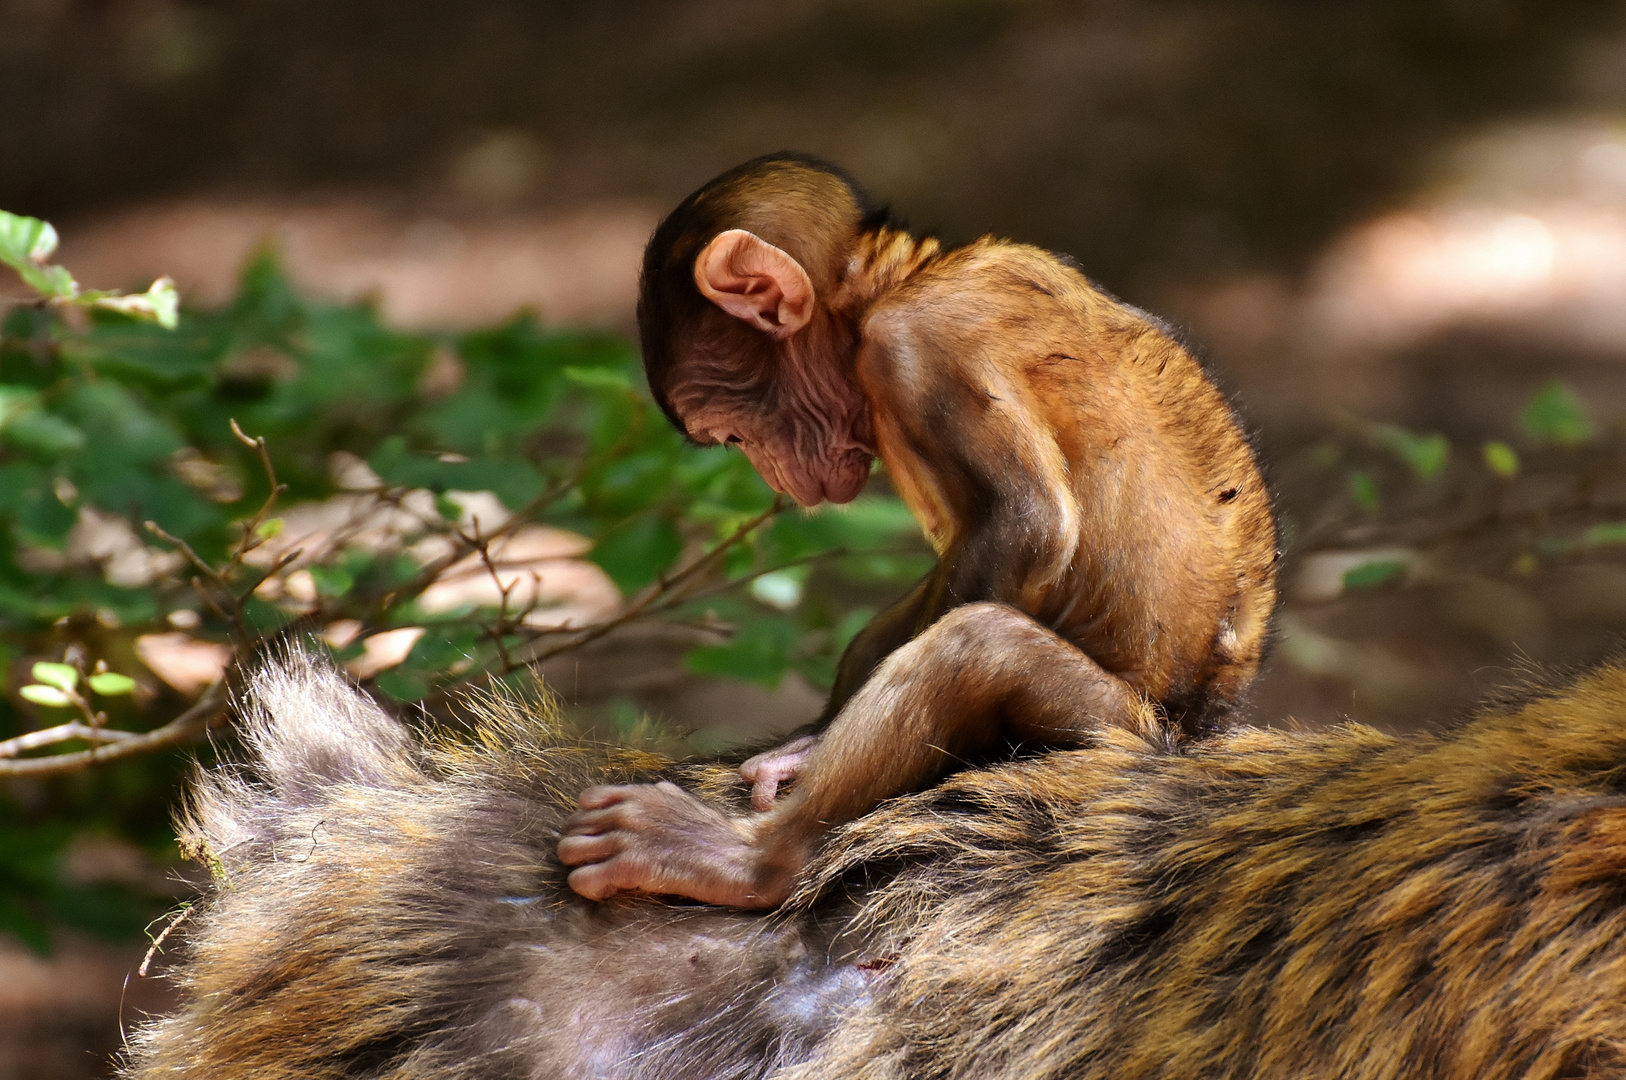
[558,602,1142,909]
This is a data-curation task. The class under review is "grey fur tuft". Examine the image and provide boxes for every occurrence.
[238,646,421,797]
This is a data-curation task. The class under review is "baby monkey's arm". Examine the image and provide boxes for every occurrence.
[558,603,1142,908]
[739,576,937,810]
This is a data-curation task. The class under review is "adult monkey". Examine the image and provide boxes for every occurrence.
[560,154,1278,908]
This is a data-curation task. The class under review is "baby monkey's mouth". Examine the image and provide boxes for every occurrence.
[815,448,874,505]
[755,445,870,507]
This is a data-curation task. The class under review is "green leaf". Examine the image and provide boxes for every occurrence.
[1521,380,1592,446]
[833,552,935,584]
[1582,522,1626,548]
[90,277,180,330]
[582,450,678,517]
[562,365,632,390]
[255,517,284,539]
[1347,470,1379,511]
[590,514,684,593]
[87,672,137,696]
[0,892,52,954]
[1482,440,1519,478]
[0,210,78,299]
[1,409,87,459]
[833,606,877,653]
[67,316,218,390]
[0,384,39,421]
[1372,424,1448,479]
[367,438,542,507]
[421,320,633,453]
[306,563,355,597]
[47,881,156,941]
[0,462,76,546]
[19,685,73,707]
[30,662,78,692]
[0,210,58,263]
[1341,560,1407,591]
[230,248,303,336]
[765,494,920,564]
[685,617,799,687]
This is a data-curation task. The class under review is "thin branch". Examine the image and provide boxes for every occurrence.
[138,904,193,978]
[511,496,789,670]
[473,536,523,673]
[664,548,848,609]
[238,547,305,606]
[144,521,227,587]
[0,721,135,758]
[229,418,288,561]
[375,471,583,613]
[406,497,791,711]
[1299,500,1626,559]
[0,682,227,778]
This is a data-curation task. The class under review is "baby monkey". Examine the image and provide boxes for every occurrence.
[559,154,1278,908]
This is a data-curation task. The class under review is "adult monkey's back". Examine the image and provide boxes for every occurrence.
[561,154,1280,909]
[126,652,1626,1079]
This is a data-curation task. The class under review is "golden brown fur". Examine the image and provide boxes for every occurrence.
[643,155,1279,732]
[127,653,1626,1079]
[850,228,1277,715]
[561,156,1278,909]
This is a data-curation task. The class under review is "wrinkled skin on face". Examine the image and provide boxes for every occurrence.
[681,403,873,507]
[670,340,875,508]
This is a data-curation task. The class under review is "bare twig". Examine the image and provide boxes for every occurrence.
[376,471,583,614]
[512,496,789,670]
[0,721,135,758]
[473,536,524,673]
[1298,499,1626,561]
[138,421,290,647]
[239,547,305,605]
[405,497,791,711]
[229,418,288,561]
[144,520,226,586]
[0,682,228,778]
[138,904,194,978]
[665,548,848,609]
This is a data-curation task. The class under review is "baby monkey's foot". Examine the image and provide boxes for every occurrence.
[558,781,793,909]
[739,735,818,811]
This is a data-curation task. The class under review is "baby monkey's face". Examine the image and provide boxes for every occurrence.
[679,394,872,508]
[666,225,876,506]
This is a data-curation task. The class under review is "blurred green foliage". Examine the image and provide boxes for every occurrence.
[1371,422,1449,481]
[1521,379,1593,447]
[0,217,926,950]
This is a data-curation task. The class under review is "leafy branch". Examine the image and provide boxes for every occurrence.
[0,208,927,782]
[0,210,177,328]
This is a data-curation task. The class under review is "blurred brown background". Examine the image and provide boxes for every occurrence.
[6,1,1626,1075]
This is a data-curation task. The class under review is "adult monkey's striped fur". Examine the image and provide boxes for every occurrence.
[125,651,1626,1079]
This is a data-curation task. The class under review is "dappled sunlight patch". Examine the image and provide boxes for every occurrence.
[1304,119,1626,357]
[134,633,233,695]
[57,200,657,329]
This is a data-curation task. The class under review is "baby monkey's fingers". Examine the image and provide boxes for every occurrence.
[740,736,818,812]
[574,784,644,810]
[557,830,622,866]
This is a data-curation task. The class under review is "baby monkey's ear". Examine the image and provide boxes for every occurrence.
[693,229,815,337]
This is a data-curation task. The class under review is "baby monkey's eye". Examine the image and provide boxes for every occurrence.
[725,435,742,444]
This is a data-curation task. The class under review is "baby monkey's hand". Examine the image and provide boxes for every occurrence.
[739,735,818,811]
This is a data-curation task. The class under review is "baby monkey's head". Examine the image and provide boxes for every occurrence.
[638,154,881,507]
